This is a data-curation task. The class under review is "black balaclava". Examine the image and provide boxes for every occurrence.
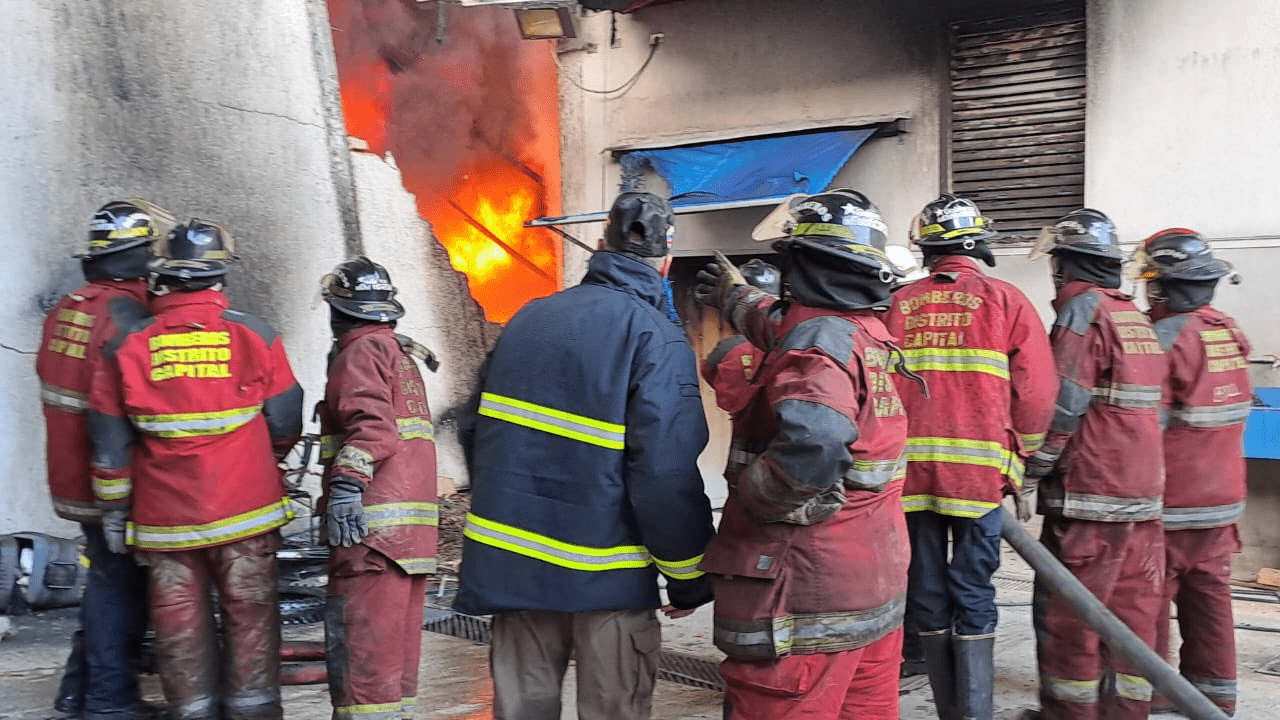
[82,244,151,282]
[1151,279,1217,313]
[781,243,893,311]
[330,305,390,340]
[1052,250,1122,289]
[921,241,995,269]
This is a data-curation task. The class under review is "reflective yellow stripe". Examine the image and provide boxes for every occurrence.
[334,701,403,720]
[1114,673,1153,701]
[107,226,151,240]
[396,557,437,575]
[396,417,434,442]
[900,348,1010,380]
[130,404,262,438]
[901,494,998,518]
[93,475,132,501]
[319,434,338,461]
[905,436,1024,487]
[479,393,625,450]
[129,498,293,550]
[1020,432,1046,453]
[464,513,653,572]
[365,502,439,529]
[654,553,706,580]
[1041,674,1100,704]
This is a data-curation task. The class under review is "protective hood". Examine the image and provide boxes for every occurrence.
[781,242,893,311]
[82,243,151,282]
[1055,250,1122,289]
[1151,279,1218,314]
[922,241,995,269]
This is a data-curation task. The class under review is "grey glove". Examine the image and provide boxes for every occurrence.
[102,510,130,554]
[326,477,368,548]
[1024,451,1056,480]
[776,487,847,526]
[1015,487,1036,523]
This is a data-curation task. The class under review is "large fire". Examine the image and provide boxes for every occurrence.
[329,0,562,323]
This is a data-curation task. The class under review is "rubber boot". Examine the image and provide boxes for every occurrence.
[954,632,995,720]
[54,628,87,715]
[920,629,961,720]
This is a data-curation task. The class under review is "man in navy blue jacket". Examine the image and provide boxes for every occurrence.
[456,191,715,720]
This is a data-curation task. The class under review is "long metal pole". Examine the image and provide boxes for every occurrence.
[1000,508,1229,720]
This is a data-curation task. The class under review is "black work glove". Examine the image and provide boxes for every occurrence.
[326,476,368,548]
[1024,451,1056,480]
[665,574,714,611]
[693,262,726,308]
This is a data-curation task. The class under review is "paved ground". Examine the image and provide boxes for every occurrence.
[3,539,1280,719]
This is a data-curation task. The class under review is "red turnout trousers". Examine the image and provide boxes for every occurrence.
[720,626,902,720]
[139,532,282,720]
[1033,517,1164,720]
[1155,525,1240,715]
[326,544,429,720]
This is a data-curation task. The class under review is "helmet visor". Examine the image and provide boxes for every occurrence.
[1028,226,1058,261]
[751,194,806,242]
[1128,246,1159,282]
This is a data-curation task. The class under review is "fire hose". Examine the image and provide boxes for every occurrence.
[1000,507,1230,720]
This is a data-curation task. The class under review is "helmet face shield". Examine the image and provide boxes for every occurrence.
[1028,225,1059,261]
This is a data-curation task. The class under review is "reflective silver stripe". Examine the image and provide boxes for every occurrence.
[1092,383,1161,409]
[335,446,374,477]
[478,393,625,450]
[41,383,88,413]
[1041,674,1100,704]
[52,498,102,522]
[1114,673,1153,701]
[365,502,439,529]
[1163,501,1245,530]
[131,405,262,438]
[130,500,292,550]
[712,593,905,658]
[396,417,434,442]
[845,455,906,491]
[1170,401,1252,428]
[728,448,754,466]
[1186,674,1237,702]
[395,557,437,575]
[224,688,281,715]
[1040,488,1162,522]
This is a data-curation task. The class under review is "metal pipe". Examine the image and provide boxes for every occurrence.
[445,199,555,282]
[999,508,1229,720]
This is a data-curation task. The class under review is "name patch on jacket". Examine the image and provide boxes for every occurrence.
[1111,311,1162,355]
[47,309,95,359]
[149,331,233,381]
[1200,329,1249,373]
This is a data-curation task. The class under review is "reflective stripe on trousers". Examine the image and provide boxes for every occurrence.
[130,404,263,438]
[478,392,625,450]
[463,512,703,579]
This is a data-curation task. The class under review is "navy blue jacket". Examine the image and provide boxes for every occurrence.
[455,251,714,614]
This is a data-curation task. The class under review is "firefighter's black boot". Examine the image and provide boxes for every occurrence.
[954,632,996,720]
[921,628,961,720]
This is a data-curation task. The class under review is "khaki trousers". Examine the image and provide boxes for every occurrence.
[490,609,661,720]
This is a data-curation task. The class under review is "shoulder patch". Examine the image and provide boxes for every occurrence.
[1153,315,1193,353]
[706,335,748,368]
[1054,291,1101,335]
[221,309,278,344]
[777,316,856,365]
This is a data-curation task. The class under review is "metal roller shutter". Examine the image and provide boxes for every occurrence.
[949,2,1087,242]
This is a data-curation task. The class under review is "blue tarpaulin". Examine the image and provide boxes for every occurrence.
[620,128,877,208]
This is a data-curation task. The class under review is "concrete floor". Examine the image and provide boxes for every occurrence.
[4,549,1280,720]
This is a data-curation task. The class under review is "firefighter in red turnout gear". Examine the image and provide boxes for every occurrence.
[1135,230,1248,716]
[88,221,303,720]
[696,191,911,719]
[1026,210,1167,720]
[702,259,781,416]
[886,195,1057,720]
[37,199,166,718]
[317,257,439,720]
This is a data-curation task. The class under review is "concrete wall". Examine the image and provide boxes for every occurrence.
[1,0,355,536]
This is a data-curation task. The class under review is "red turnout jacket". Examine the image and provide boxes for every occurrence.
[1150,304,1251,530]
[702,335,765,416]
[318,325,438,575]
[37,279,148,523]
[1031,281,1167,521]
[701,294,910,659]
[88,289,303,550]
[885,256,1057,518]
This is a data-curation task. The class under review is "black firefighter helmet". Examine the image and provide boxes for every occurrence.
[1029,208,1123,262]
[1133,228,1236,283]
[77,199,174,259]
[149,219,236,281]
[320,256,405,322]
[772,190,900,282]
[909,193,998,248]
[604,192,675,258]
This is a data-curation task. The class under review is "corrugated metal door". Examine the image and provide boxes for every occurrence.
[949,2,1086,241]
